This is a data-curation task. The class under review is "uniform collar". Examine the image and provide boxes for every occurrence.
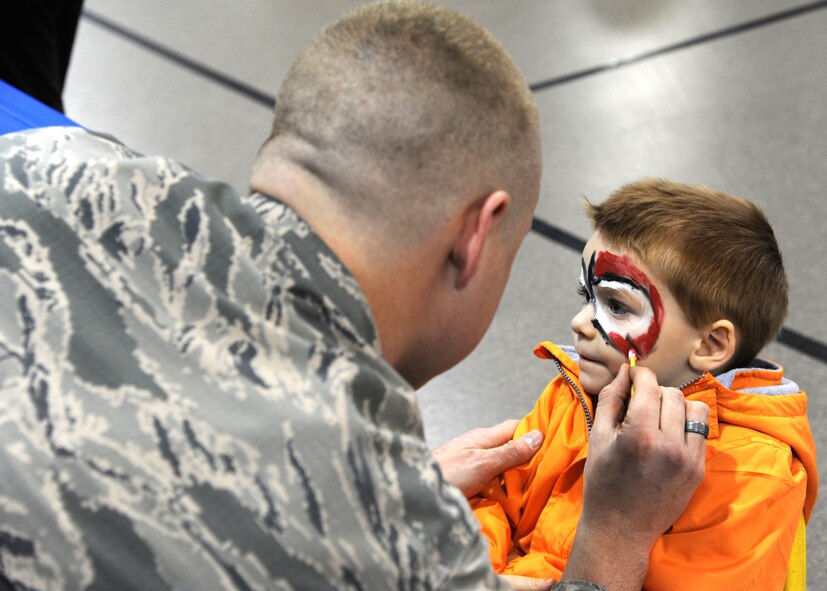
[247,192,380,352]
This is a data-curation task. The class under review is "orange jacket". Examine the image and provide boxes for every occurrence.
[471,341,818,590]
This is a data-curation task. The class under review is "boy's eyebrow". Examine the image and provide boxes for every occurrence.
[594,272,648,295]
[584,251,649,296]
[593,251,657,296]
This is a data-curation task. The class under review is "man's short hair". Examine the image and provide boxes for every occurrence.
[586,178,788,367]
[262,0,540,235]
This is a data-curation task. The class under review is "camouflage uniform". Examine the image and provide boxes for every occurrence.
[0,127,606,591]
[0,127,504,590]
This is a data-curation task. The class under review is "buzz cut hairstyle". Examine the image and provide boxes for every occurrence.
[586,178,789,368]
[264,0,540,229]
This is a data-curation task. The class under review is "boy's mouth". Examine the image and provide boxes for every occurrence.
[576,351,603,366]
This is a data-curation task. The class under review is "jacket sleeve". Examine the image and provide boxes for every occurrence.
[644,435,809,590]
[470,378,561,573]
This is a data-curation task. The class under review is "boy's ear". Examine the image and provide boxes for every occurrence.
[450,190,510,289]
[690,319,736,373]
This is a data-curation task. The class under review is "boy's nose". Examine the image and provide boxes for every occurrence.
[571,303,598,338]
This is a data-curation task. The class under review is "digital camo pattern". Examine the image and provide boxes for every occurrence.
[0,127,506,590]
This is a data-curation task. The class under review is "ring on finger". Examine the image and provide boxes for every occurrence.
[684,420,710,439]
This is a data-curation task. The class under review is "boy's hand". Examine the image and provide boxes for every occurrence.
[432,420,544,498]
[563,364,709,591]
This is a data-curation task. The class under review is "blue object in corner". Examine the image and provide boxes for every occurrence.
[0,79,81,136]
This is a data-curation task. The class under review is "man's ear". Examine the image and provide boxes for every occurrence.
[690,319,736,373]
[450,190,510,289]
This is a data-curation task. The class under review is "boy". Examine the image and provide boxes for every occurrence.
[471,178,818,590]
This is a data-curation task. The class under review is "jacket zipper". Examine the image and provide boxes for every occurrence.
[551,356,593,435]
[677,373,704,391]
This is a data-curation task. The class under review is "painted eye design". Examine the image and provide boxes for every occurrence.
[585,249,665,359]
[605,298,631,317]
[576,282,590,303]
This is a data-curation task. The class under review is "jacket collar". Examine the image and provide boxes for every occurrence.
[534,342,798,442]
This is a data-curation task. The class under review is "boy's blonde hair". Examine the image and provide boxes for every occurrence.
[587,178,788,368]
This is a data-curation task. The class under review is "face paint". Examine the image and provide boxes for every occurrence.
[579,250,664,358]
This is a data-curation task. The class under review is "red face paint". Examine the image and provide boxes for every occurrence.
[591,251,664,358]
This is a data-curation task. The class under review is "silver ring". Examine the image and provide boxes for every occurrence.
[684,420,709,439]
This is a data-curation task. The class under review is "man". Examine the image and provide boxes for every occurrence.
[0,2,708,590]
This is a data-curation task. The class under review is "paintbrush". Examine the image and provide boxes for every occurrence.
[628,349,636,397]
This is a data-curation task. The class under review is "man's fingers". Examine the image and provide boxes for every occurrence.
[658,386,686,439]
[625,366,663,427]
[500,574,555,590]
[685,399,710,426]
[432,419,541,497]
[482,419,521,447]
[592,363,631,433]
[684,399,711,470]
[472,420,542,471]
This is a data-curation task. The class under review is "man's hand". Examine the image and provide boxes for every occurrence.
[563,364,709,591]
[432,419,543,498]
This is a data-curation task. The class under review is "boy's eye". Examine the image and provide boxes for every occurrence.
[606,298,630,317]
[576,283,590,303]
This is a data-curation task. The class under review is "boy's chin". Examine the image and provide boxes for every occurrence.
[578,373,612,397]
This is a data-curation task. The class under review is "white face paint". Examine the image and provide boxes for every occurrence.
[578,251,664,357]
[591,278,655,343]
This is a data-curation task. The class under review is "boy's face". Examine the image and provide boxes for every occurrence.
[571,232,702,395]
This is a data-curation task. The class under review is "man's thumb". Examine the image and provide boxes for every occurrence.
[593,363,631,429]
[498,430,543,469]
